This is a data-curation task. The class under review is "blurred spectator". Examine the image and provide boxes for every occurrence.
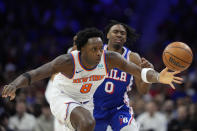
[162,100,175,123]
[3,63,17,83]
[154,93,165,110]
[0,112,13,131]
[189,104,197,130]
[168,105,192,131]
[137,101,167,131]
[34,101,54,131]
[0,126,6,131]
[132,95,146,117]
[8,101,36,131]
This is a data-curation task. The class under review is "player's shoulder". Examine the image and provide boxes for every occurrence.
[52,53,74,71]
[105,51,123,69]
[54,54,73,64]
[129,51,141,65]
[105,50,122,59]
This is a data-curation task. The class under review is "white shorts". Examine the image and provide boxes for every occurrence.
[48,85,93,131]
[54,117,71,131]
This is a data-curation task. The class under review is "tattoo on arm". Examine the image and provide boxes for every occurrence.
[146,70,160,83]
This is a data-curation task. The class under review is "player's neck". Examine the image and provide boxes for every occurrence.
[107,43,124,54]
[80,53,96,69]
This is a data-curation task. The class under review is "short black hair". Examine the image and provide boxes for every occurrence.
[75,28,104,51]
[104,20,139,45]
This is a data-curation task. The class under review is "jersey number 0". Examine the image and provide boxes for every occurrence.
[105,82,114,94]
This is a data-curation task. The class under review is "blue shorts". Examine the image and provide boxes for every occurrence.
[94,105,134,131]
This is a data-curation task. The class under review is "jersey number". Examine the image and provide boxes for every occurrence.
[80,83,92,93]
[105,82,114,94]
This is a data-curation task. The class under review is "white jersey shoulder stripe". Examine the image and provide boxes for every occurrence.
[103,50,108,75]
[69,53,76,79]
[127,50,131,61]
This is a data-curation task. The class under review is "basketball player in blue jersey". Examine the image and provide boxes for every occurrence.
[2,28,183,131]
[93,20,154,131]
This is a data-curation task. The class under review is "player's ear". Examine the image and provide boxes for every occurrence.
[81,46,86,52]
[107,33,110,39]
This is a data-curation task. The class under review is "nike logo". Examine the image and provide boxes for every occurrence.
[76,70,83,73]
[117,105,124,110]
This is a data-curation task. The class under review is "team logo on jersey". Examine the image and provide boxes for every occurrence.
[106,69,127,82]
[117,105,124,110]
[97,64,103,68]
[73,75,105,83]
[119,115,128,125]
[76,70,83,73]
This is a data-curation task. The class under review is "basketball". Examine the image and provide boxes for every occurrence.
[162,42,193,71]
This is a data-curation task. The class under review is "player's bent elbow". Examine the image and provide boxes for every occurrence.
[138,87,149,95]
[139,89,149,95]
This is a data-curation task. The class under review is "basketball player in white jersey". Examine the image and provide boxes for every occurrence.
[2,28,183,131]
[45,35,77,131]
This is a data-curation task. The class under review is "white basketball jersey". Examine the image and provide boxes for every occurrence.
[53,50,108,102]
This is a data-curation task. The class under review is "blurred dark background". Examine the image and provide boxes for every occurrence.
[0,0,197,131]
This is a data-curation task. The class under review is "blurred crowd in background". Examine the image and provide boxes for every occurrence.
[0,0,197,131]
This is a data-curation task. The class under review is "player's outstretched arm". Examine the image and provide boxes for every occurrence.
[2,54,73,100]
[129,52,153,95]
[106,51,183,89]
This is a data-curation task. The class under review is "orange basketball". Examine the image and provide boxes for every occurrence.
[162,42,193,71]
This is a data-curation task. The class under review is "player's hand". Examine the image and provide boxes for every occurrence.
[2,84,17,100]
[141,57,154,69]
[159,67,183,89]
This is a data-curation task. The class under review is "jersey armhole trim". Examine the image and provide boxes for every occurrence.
[64,102,81,120]
[104,50,108,75]
[127,50,131,61]
[69,53,75,79]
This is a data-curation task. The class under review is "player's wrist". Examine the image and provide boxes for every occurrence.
[141,68,159,83]
[157,72,160,83]
[141,68,153,83]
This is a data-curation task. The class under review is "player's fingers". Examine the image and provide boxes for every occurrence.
[141,62,148,67]
[2,85,7,95]
[141,57,146,61]
[10,93,16,101]
[141,58,149,64]
[173,79,183,84]
[143,61,149,65]
[5,87,14,98]
[141,61,151,67]
[172,70,181,75]
[141,58,146,63]
[145,63,152,68]
[2,85,9,97]
[170,83,176,90]
[174,76,184,81]
[164,67,168,71]
[8,89,15,97]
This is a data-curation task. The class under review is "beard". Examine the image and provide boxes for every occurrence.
[112,43,122,50]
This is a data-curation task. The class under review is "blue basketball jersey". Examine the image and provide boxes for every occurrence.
[93,45,134,119]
